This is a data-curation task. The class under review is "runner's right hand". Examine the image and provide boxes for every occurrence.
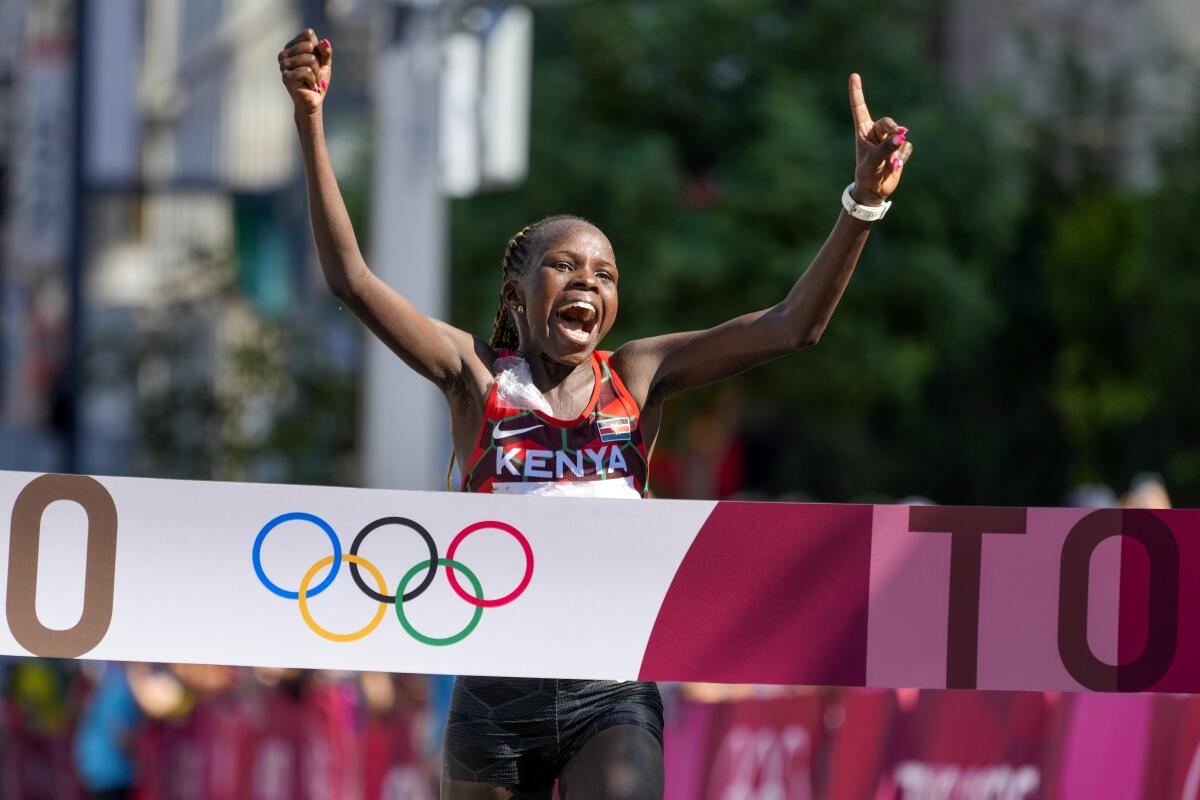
[278,28,332,116]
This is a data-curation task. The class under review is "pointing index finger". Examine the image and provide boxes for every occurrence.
[849,73,872,138]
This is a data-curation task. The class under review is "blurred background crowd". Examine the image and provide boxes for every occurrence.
[9,650,1200,799]
[2,0,1200,796]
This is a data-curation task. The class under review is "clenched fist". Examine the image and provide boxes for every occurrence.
[278,28,332,116]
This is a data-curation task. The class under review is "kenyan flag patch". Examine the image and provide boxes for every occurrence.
[596,416,632,443]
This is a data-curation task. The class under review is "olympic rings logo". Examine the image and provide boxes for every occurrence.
[251,514,533,646]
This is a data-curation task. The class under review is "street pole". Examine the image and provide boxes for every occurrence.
[63,0,90,473]
[362,0,448,491]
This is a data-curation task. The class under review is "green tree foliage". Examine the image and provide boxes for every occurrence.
[449,0,1200,505]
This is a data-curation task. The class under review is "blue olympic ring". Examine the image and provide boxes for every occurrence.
[252,512,343,599]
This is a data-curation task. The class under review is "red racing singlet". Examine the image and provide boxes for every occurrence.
[461,351,649,498]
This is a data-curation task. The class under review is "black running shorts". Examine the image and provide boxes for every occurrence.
[442,677,664,785]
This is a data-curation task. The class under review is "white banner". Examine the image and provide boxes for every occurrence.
[0,471,712,679]
[4,471,1198,693]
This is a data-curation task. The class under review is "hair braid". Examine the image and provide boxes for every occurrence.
[488,226,531,350]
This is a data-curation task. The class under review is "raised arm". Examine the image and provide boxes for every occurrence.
[279,29,482,391]
[614,73,914,406]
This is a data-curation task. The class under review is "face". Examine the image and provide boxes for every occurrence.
[503,222,620,365]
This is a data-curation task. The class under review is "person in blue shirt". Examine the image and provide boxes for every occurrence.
[73,662,141,800]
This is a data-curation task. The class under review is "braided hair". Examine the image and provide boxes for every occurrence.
[489,214,591,350]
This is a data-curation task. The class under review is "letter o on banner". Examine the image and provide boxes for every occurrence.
[1058,509,1179,692]
[6,474,119,658]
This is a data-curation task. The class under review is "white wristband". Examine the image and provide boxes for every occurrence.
[842,183,891,222]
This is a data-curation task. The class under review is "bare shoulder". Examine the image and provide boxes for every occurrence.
[610,332,691,410]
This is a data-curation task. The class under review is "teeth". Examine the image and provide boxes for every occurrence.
[561,301,597,321]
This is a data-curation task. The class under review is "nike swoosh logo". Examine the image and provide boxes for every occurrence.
[492,421,544,440]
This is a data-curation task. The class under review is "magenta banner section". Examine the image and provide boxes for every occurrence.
[638,501,875,685]
[666,694,826,799]
[642,500,1199,692]
[1141,509,1200,693]
[663,690,1200,799]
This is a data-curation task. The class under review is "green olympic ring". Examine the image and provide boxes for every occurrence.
[396,558,484,646]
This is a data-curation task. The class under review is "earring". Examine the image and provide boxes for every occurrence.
[515,304,525,314]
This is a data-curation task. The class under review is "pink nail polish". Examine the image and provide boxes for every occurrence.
[892,158,903,170]
[898,126,909,134]
[320,38,331,49]
[893,134,906,145]
[320,79,328,89]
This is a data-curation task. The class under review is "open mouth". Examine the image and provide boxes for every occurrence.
[553,300,599,345]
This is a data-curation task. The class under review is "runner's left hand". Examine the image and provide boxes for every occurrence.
[848,73,914,205]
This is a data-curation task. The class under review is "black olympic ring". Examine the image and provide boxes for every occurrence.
[349,517,438,603]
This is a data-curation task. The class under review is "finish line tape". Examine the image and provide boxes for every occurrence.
[1,470,1195,693]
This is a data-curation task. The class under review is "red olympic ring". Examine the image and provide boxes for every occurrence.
[445,520,534,608]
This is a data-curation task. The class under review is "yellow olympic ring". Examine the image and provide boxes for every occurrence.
[298,554,388,643]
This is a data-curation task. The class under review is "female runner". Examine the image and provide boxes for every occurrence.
[279,27,912,800]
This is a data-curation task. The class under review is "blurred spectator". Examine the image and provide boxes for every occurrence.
[423,674,455,759]
[360,673,438,798]
[653,388,746,500]
[1122,472,1172,509]
[4,660,83,799]
[73,664,139,800]
[1065,484,1120,509]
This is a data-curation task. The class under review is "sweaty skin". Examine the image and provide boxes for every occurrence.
[279,25,913,800]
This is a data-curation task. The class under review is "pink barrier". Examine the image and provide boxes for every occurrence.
[665,694,824,800]
[361,708,427,800]
[135,699,248,800]
[1051,694,1155,800]
[2,698,81,800]
[663,700,718,799]
[1164,698,1200,799]
[12,682,1200,798]
[825,690,897,800]
[878,690,1047,799]
[664,691,1200,799]
[132,687,427,800]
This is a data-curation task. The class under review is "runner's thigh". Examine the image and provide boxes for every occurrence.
[557,725,664,800]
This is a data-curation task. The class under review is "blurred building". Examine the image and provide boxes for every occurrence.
[77,0,374,480]
[1,0,375,480]
[1,0,75,471]
[0,0,532,486]
[947,0,1200,187]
